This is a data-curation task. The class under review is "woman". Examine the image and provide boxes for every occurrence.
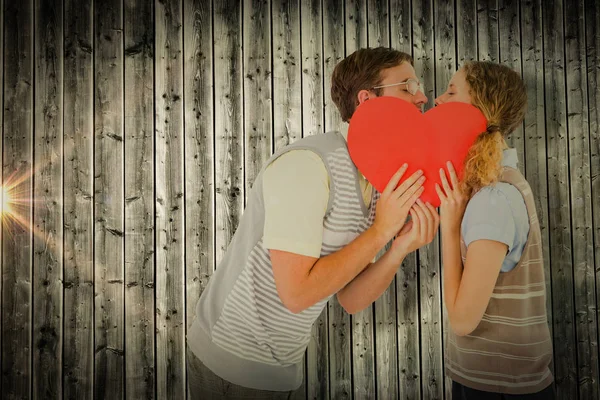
[434,62,554,399]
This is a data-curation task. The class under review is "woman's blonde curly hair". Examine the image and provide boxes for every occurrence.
[461,61,527,197]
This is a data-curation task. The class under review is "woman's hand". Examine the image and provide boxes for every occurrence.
[435,161,468,232]
[391,199,439,255]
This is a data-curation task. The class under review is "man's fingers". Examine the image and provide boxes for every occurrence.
[393,170,424,198]
[383,164,408,197]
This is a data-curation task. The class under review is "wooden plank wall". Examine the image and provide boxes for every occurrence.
[0,0,597,399]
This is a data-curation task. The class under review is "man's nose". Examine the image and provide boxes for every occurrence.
[414,90,428,106]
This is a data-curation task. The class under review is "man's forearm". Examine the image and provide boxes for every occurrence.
[291,225,390,312]
[336,248,406,314]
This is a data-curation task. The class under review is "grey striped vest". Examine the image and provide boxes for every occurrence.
[188,131,379,391]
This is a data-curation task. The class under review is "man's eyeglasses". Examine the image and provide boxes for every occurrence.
[371,79,423,96]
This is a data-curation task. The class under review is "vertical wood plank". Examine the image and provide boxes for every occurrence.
[273,0,302,150]
[184,0,214,336]
[543,0,578,397]
[587,2,600,396]
[322,1,351,399]
[345,3,373,398]
[345,0,367,53]
[63,0,94,397]
[214,0,244,262]
[155,0,186,398]
[367,0,390,47]
[477,0,499,61]
[124,0,155,398]
[94,0,124,397]
[413,0,445,398]
[434,1,456,397]
[520,0,554,376]
[498,0,525,168]
[564,0,599,397]
[33,0,63,397]
[390,2,422,399]
[301,1,328,399]
[0,0,3,394]
[244,0,272,194]
[2,0,33,398]
[272,1,305,398]
[457,0,477,64]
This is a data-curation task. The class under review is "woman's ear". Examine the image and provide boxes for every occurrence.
[356,89,372,105]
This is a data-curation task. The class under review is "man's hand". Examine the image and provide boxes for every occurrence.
[373,164,426,241]
[391,199,439,255]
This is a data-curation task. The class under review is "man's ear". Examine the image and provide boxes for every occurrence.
[356,89,372,105]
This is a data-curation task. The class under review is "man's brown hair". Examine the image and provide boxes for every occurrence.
[331,47,413,122]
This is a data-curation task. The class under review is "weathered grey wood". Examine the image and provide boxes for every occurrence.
[272,0,302,151]
[457,0,477,64]
[498,0,525,168]
[63,0,94,397]
[477,0,499,62]
[301,1,328,399]
[2,0,33,398]
[587,2,600,396]
[434,1,456,398]
[322,2,352,399]
[345,0,367,53]
[0,1,3,396]
[565,1,599,398]
[345,2,374,398]
[214,0,244,261]
[94,0,124,397]
[155,0,186,398]
[300,0,324,139]
[244,0,272,194]
[390,2,422,399]
[520,0,554,377]
[124,0,155,398]
[413,0,445,398]
[33,0,63,397]
[543,0,578,397]
[184,0,213,338]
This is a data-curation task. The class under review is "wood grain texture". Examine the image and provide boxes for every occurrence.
[33,0,63,397]
[543,0,578,397]
[499,0,525,166]
[94,0,125,397]
[183,0,214,337]
[457,0,477,64]
[63,0,94,397]
[477,0,499,62]
[2,0,33,398]
[520,0,554,378]
[564,0,598,397]
[587,0,600,396]
[124,0,155,398]
[155,0,186,398]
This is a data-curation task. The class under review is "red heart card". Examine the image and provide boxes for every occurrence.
[347,97,487,207]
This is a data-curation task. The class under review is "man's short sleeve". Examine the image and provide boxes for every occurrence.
[461,186,516,252]
[262,150,330,258]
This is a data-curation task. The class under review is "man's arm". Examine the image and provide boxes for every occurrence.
[270,165,426,314]
[336,200,439,314]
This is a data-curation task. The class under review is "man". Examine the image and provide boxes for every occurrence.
[187,47,439,399]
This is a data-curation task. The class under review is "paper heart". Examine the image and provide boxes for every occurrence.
[347,97,488,207]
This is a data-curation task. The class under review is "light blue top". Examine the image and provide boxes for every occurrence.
[461,149,529,272]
